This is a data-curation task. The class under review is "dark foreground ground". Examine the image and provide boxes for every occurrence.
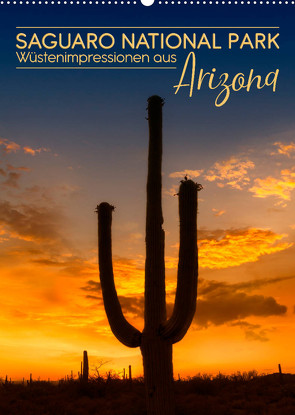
[0,372,294,415]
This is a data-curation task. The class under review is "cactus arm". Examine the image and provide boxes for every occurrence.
[160,179,198,344]
[97,202,142,348]
[145,96,167,329]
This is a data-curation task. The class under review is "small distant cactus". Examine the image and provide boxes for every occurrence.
[83,350,89,382]
[129,365,132,382]
[97,96,199,414]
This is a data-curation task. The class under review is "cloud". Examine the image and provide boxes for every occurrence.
[81,279,145,318]
[31,255,99,280]
[128,233,143,242]
[82,274,288,342]
[274,200,288,208]
[0,200,64,243]
[198,275,295,296]
[230,321,270,342]
[204,157,255,190]
[85,294,101,301]
[0,227,9,243]
[0,138,20,154]
[195,277,287,328]
[15,183,81,206]
[169,169,203,179]
[231,321,260,330]
[164,184,179,197]
[6,164,31,172]
[212,208,226,217]
[81,280,101,292]
[249,168,295,201]
[271,141,295,158]
[198,228,292,269]
[0,164,30,189]
[166,228,292,270]
[118,295,145,318]
[0,137,53,157]
[23,146,51,156]
[80,257,144,298]
[2,172,21,188]
[244,329,270,342]
[81,280,103,303]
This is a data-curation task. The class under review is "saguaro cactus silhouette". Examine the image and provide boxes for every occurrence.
[82,350,89,382]
[97,96,199,414]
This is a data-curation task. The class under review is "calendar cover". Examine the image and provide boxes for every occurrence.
[0,1,294,413]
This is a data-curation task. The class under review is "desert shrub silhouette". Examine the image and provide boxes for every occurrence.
[1,372,295,414]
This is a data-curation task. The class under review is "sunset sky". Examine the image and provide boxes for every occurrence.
[0,3,294,381]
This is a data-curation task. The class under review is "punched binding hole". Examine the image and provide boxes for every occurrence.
[141,0,155,5]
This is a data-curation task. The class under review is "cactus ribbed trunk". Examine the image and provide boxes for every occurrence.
[140,96,175,414]
[141,335,174,414]
[97,95,199,415]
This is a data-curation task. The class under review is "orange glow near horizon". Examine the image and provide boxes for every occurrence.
[0,137,295,381]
